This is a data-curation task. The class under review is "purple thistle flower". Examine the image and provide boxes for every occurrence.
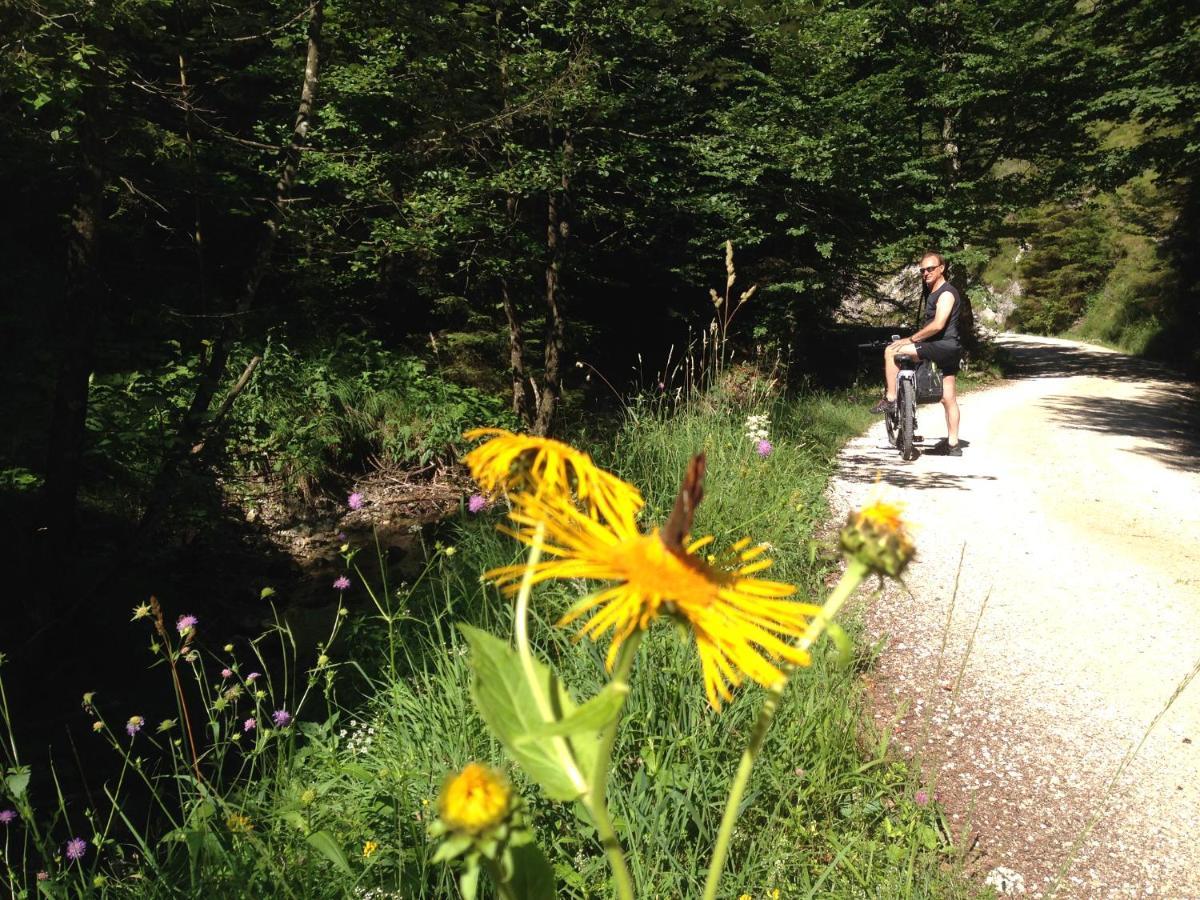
[243,718,256,732]
[467,493,488,514]
[915,789,930,806]
[66,837,87,861]
[176,614,198,635]
[272,709,291,728]
[245,672,261,683]
[0,809,16,825]
[125,715,144,737]
[221,668,233,679]
[348,492,364,510]
[333,575,351,591]
[755,439,773,457]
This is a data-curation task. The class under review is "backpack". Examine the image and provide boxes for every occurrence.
[914,360,943,403]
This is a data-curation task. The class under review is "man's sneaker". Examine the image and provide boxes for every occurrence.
[945,442,962,457]
[870,397,897,414]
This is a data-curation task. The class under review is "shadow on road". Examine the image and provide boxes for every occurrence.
[1000,337,1188,383]
[1042,382,1200,474]
[837,449,999,490]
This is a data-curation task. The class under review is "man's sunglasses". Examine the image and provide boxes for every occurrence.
[919,264,942,273]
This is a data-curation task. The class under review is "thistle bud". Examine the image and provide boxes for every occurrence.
[840,499,914,577]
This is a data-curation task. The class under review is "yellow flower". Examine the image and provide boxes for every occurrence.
[131,603,151,621]
[739,895,753,900]
[92,721,104,733]
[769,890,781,900]
[462,428,643,521]
[438,763,512,834]
[840,497,914,577]
[362,840,379,859]
[487,492,820,710]
[300,788,317,806]
[225,813,253,834]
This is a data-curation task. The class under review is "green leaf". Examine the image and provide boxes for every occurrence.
[504,841,556,900]
[460,858,480,900]
[279,810,309,834]
[520,682,627,739]
[825,621,853,666]
[306,830,352,876]
[5,767,31,798]
[458,624,595,801]
[432,833,473,863]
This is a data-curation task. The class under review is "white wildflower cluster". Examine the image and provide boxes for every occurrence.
[744,413,770,443]
[354,889,404,899]
[338,718,377,756]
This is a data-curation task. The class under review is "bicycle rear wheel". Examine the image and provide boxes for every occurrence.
[898,380,917,460]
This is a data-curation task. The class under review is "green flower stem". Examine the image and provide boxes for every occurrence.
[512,522,589,797]
[585,631,643,900]
[512,524,638,900]
[701,558,870,900]
[797,557,870,654]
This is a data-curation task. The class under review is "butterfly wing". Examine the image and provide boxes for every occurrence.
[660,452,706,552]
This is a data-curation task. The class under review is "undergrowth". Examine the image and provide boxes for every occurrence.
[0,382,979,898]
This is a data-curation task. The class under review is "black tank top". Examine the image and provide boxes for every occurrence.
[924,283,961,344]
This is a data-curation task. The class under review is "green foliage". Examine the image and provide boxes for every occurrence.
[0,387,972,898]
[1002,168,1195,369]
[227,336,517,494]
[1008,200,1114,335]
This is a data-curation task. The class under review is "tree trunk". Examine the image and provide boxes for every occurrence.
[494,13,533,426]
[178,0,325,449]
[40,29,107,548]
[500,270,532,424]
[533,129,571,436]
[137,0,324,534]
[176,6,208,330]
[942,111,961,182]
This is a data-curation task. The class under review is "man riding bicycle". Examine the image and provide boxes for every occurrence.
[870,252,963,456]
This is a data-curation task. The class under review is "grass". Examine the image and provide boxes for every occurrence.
[0,381,982,898]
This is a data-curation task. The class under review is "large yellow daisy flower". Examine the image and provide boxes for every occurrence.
[463,428,644,522]
[487,492,821,710]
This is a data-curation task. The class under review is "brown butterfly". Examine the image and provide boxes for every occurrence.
[658,452,736,592]
[660,452,706,553]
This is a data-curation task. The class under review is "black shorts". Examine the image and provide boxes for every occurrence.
[914,339,962,375]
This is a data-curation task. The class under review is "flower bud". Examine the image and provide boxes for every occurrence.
[437,763,512,835]
[840,499,914,577]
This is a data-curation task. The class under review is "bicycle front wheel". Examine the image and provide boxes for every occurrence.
[898,380,917,460]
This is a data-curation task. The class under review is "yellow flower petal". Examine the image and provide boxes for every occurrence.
[486,491,819,710]
[462,428,643,521]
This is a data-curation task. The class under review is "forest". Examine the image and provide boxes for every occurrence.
[0,0,1195,896]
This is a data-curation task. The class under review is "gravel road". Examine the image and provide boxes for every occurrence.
[827,333,1200,899]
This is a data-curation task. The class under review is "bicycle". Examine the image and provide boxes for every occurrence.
[858,335,924,461]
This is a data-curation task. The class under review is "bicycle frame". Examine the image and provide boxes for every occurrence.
[858,334,923,461]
